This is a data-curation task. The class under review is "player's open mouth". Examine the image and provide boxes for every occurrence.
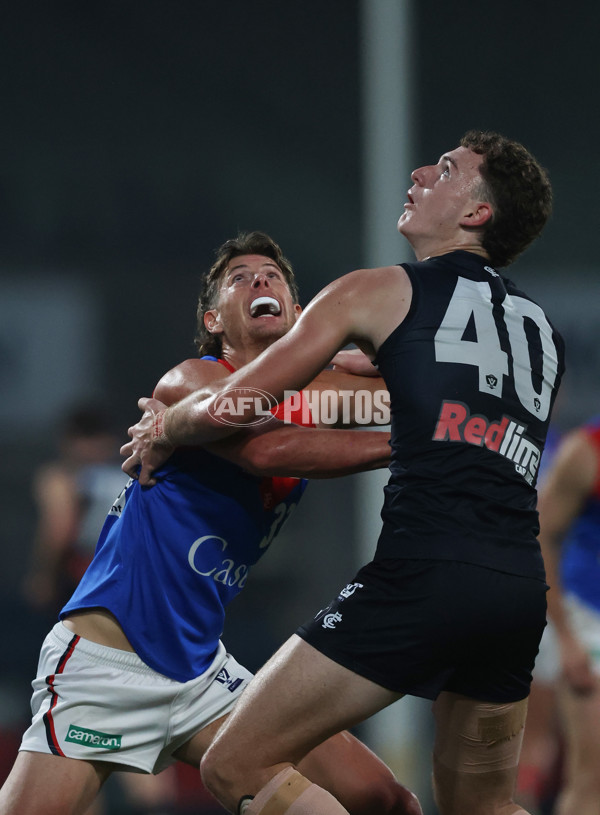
[250,296,281,317]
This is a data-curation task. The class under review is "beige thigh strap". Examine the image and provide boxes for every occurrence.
[245,766,349,814]
[252,768,311,815]
[433,695,528,774]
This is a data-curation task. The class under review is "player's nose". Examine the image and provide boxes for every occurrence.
[252,274,270,288]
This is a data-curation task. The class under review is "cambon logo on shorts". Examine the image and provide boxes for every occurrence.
[66,725,122,750]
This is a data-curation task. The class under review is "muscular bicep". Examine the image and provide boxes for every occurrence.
[153,359,230,406]
[206,419,391,478]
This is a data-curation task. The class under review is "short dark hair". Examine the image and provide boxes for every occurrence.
[194,231,299,357]
[460,130,553,268]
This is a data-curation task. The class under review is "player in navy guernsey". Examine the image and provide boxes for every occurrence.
[124,132,565,815]
[536,416,600,814]
[1,233,422,815]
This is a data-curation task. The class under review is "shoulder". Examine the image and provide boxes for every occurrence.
[323,266,413,348]
[332,265,411,297]
[153,358,230,405]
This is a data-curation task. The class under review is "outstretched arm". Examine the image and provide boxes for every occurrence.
[165,267,407,435]
[123,265,411,483]
[122,357,391,483]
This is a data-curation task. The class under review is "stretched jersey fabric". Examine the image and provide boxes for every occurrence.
[560,417,600,613]
[374,251,565,580]
[61,358,313,682]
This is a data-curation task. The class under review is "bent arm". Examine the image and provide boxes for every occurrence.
[206,420,390,478]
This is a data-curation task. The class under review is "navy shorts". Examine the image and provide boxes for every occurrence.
[297,558,548,703]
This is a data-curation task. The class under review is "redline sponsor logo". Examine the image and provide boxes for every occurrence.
[208,388,390,426]
[433,400,542,484]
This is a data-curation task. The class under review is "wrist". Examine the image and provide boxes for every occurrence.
[152,409,172,445]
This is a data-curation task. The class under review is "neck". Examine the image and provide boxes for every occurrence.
[409,236,489,263]
[220,338,273,370]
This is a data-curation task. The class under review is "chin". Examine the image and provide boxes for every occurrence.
[397,211,411,232]
[397,219,410,238]
[253,322,289,341]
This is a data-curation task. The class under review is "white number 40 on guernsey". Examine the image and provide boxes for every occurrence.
[434,277,560,421]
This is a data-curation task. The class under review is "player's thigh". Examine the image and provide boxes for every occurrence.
[205,634,400,769]
[0,750,111,815]
[432,691,528,814]
[173,712,230,766]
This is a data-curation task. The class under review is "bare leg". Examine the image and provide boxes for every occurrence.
[515,677,560,813]
[176,698,421,815]
[555,678,600,815]
[0,751,111,815]
[201,635,402,813]
[299,731,422,815]
[118,768,178,810]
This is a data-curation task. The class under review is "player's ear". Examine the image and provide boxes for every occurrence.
[204,309,223,334]
[293,303,302,321]
[461,201,493,228]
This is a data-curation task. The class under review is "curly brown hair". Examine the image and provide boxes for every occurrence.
[460,130,553,268]
[194,231,300,357]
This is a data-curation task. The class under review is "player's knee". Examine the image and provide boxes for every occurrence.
[200,744,239,802]
[328,758,421,815]
[432,762,523,815]
[382,781,423,815]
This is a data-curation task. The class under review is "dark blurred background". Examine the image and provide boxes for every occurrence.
[1,1,598,812]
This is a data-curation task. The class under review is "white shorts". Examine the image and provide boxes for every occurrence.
[19,622,252,773]
[565,594,600,674]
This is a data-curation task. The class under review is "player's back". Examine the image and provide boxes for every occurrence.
[374,250,565,579]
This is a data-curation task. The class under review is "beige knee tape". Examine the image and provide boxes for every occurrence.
[245,766,349,814]
[434,697,528,774]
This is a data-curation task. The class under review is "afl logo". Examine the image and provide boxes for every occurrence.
[208,387,277,426]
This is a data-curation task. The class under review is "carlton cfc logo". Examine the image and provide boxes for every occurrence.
[208,387,277,426]
[322,611,343,629]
